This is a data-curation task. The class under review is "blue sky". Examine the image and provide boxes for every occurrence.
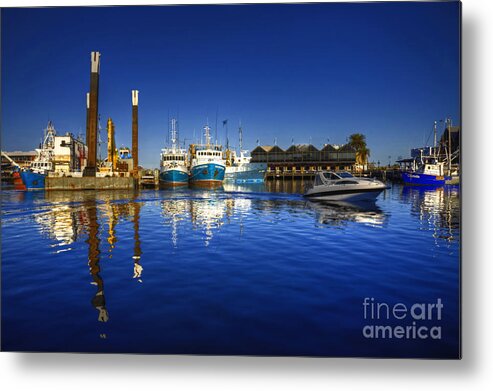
[1,2,460,168]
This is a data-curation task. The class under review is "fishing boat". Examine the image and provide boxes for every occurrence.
[304,171,388,201]
[224,123,266,183]
[401,157,451,186]
[159,118,189,187]
[1,151,26,190]
[401,121,452,186]
[20,122,57,190]
[189,124,225,187]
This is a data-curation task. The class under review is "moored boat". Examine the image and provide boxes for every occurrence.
[20,121,57,190]
[159,118,189,187]
[189,125,225,187]
[400,120,454,186]
[224,123,266,183]
[304,171,388,201]
[1,151,26,190]
[400,149,452,186]
[401,160,451,186]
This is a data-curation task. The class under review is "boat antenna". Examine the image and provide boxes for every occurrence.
[176,118,179,149]
[223,119,229,150]
[166,110,170,144]
[239,120,243,152]
[215,108,218,145]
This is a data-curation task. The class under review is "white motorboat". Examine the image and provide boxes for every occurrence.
[304,171,388,201]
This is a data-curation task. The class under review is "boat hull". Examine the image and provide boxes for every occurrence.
[224,163,266,183]
[189,163,225,185]
[12,171,26,190]
[305,187,386,202]
[159,168,189,187]
[445,175,460,185]
[402,172,451,186]
[20,171,46,190]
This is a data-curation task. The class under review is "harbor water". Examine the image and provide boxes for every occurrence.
[1,180,460,357]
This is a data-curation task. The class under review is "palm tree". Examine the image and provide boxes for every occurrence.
[348,133,370,165]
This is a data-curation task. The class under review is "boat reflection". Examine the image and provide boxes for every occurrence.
[400,185,460,242]
[306,199,387,228]
[222,181,266,193]
[160,191,238,247]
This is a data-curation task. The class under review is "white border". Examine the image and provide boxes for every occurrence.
[2,0,492,390]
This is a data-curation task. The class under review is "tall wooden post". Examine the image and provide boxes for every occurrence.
[84,52,101,177]
[132,90,139,177]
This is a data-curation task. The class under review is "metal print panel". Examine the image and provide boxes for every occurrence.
[1,1,461,358]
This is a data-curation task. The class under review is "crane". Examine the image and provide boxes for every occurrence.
[1,151,21,170]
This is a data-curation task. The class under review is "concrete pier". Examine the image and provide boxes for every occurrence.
[46,176,135,191]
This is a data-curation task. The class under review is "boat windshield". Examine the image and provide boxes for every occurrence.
[314,174,324,186]
[337,172,354,178]
[323,172,340,180]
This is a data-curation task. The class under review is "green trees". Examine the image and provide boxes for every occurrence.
[348,133,370,166]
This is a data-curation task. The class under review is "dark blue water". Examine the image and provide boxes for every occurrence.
[1,182,460,357]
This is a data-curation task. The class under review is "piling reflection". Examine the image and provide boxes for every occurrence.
[132,197,143,281]
[85,199,108,323]
[33,191,146,324]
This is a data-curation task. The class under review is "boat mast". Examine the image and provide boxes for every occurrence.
[204,124,211,148]
[170,118,178,151]
[44,121,56,149]
[433,120,437,158]
[447,117,452,174]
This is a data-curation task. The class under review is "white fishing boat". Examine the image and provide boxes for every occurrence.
[224,123,266,183]
[189,124,226,186]
[159,118,189,187]
[304,171,388,201]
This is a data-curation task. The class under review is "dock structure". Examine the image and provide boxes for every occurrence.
[46,176,135,190]
[251,143,357,179]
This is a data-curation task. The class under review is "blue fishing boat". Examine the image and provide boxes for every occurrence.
[402,161,451,186]
[159,118,189,187]
[20,170,48,190]
[189,125,225,186]
[400,121,452,186]
[20,121,57,190]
